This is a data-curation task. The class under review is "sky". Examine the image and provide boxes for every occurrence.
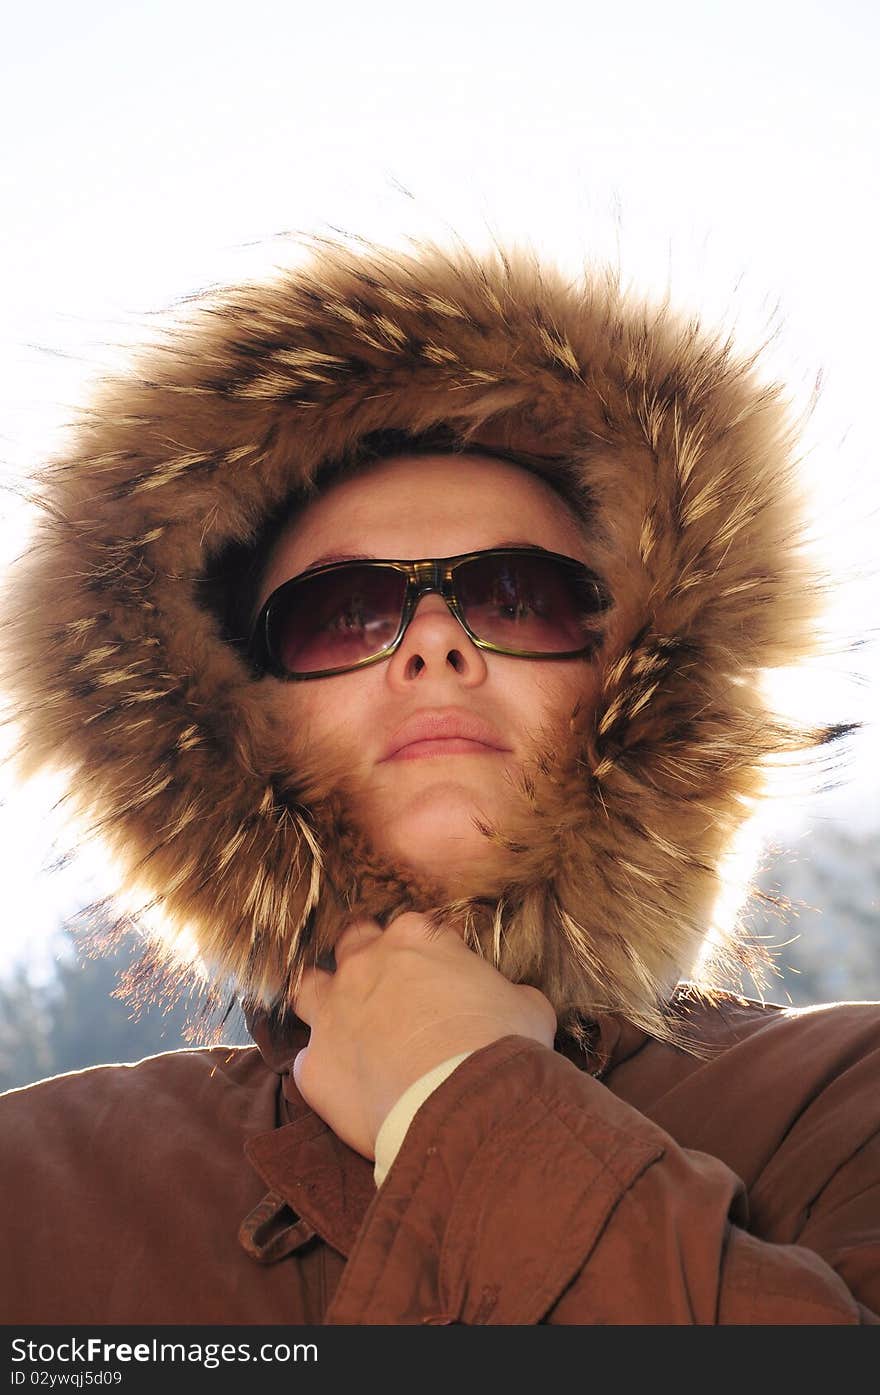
[0,0,878,975]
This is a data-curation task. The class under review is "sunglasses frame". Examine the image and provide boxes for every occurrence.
[247,546,612,681]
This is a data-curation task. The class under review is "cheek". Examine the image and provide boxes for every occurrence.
[506,659,600,744]
[274,681,373,782]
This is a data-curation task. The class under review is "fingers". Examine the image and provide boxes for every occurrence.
[292,963,322,1026]
[293,916,384,1026]
[332,916,384,964]
[293,911,459,1025]
[383,908,455,943]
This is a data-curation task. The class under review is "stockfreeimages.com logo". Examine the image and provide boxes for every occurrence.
[10,1337,317,1372]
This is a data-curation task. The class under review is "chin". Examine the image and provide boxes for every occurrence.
[314,756,522,903]
[379,801,506,898]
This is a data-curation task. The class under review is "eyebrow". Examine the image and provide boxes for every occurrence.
[301,540,547,572]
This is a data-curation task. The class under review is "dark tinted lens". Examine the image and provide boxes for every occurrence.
[267,565,407,674]
[456,552,606,654]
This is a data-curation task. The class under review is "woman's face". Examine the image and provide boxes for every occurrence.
[254,453,608,897]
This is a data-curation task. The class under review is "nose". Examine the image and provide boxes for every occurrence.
[385,592,488,687]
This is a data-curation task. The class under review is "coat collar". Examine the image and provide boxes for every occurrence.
[239,1005,648,1263]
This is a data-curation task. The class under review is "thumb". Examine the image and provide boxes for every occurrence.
[292,1044,311,1101]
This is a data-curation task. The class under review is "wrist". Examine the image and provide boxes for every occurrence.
[374,1052,474,1186]
[371,1022,534,1137]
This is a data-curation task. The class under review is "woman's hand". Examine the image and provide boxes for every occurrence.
[291,910,557,1160]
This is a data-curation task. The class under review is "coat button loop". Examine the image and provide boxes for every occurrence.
[239,1189,317,1263]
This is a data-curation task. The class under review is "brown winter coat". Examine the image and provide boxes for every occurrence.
[0,230,877,1326]
[1,989,879,1324]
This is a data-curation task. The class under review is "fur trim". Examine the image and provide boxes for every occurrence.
[0,231,845,1047]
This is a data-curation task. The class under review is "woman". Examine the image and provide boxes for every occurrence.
[0,231,877,1324]
[250,447,599,1160]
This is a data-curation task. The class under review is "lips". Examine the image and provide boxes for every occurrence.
[380,708,511,762]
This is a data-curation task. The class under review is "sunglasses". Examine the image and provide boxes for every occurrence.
[248,546,612,680]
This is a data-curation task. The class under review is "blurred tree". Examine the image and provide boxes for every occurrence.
[741,823,880,1006]
[0,965,57,1091]
[0,929,247,1094]
[1,821,877,1092]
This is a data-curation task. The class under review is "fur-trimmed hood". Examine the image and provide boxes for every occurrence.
[0,232,844,1046]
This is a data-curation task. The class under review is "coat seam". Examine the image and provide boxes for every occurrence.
[439,1098,660,1323]
[334,1049,659,1323]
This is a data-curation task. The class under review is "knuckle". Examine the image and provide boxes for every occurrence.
[384,910,432,940]
[333,917,377,957]
[521,983,557,1022]
[330,917,384,978]
[335,917,372,946]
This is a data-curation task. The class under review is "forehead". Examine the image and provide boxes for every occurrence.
[258,452,589,602]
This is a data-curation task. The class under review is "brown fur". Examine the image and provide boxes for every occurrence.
[0,231,846,1050]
